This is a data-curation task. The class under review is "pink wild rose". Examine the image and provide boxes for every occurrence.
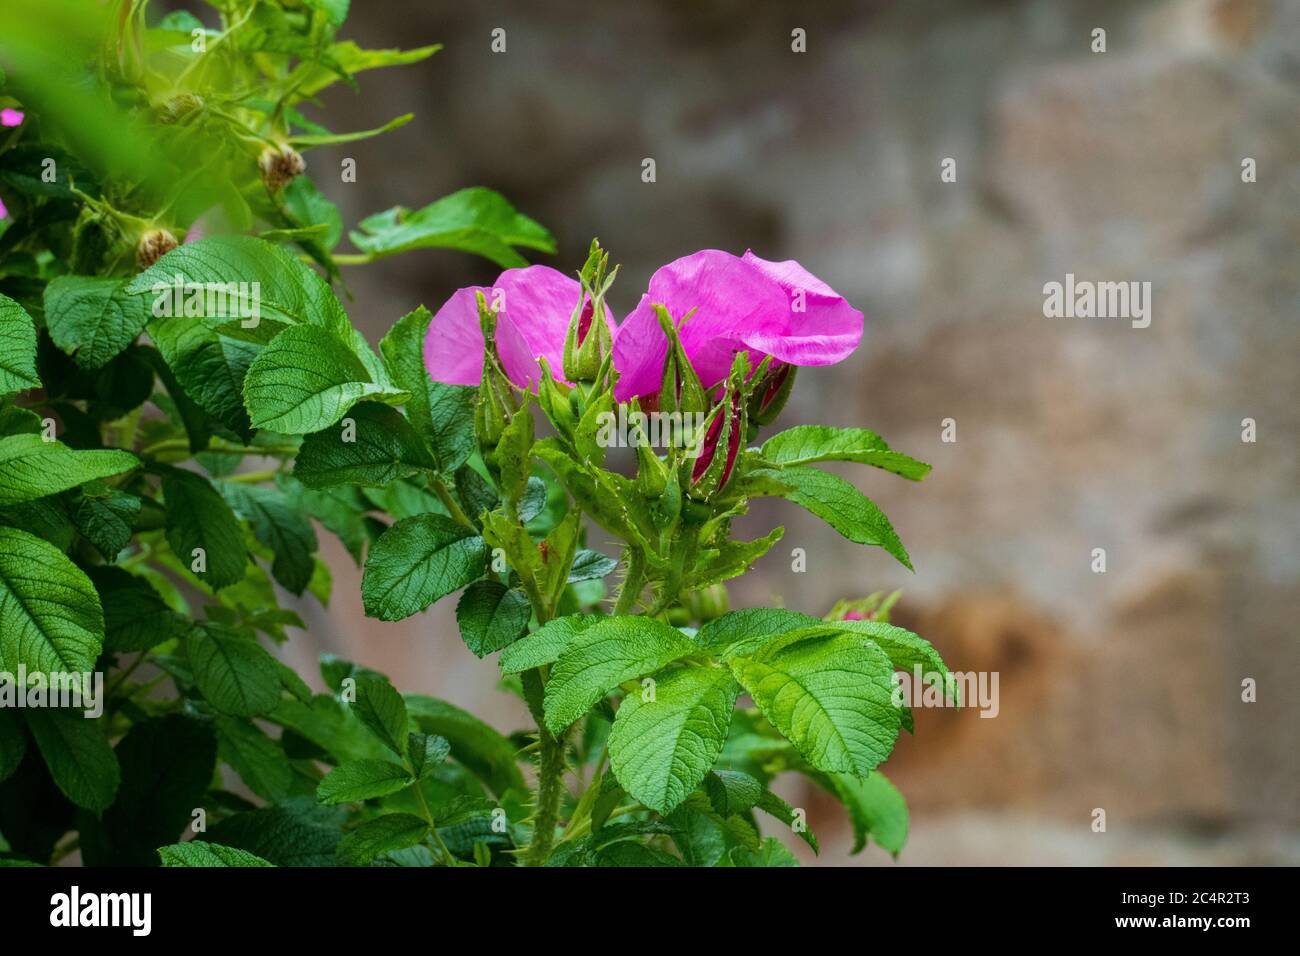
[423,265,617,392]
[0,109,23,128]
[611,249,863,402]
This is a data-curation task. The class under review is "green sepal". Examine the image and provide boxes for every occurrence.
[654,305,707,415]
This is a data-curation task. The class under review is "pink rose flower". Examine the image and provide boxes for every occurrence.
[611,249,863,402]
[424,265,617,392]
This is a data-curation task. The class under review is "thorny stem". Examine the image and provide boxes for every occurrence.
[524,719,568,866]
[613,548,646,615]
[520,565,569,866]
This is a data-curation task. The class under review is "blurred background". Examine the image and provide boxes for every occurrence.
[272,0,1299,864]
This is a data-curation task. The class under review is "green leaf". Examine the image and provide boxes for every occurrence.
[361,513,487,621]
[300,0,350,29]
[684,527,784,590]
[219,481,318,595]
[608,665,739,814]
[350,188,556,269]
[289,112,412,147]
[761,425,932,481]
[84,715,217,866]
[204,803,342,866]
[291,40,441,97]
[26,708,119,812]
[149,316,258,439]
[407,733,450,780]
[752,465,912,570]
[694,608,823,656]
[243,325,406,434]
[215,717,297,803]
[0,434,139,506]
[455,580,530,658]
[70,483,140,561]
[754,788,819,854]
[350,672,409,757]
[0,526,103,674]
[728,632,901,777]
[127,236,348,331]
[544,616,699,735]
[832,771,908,856]
[832,618,957,703]
[86,566,181,653]
[294,401,434,488]
[281,176,343,250]
[186,622,283,718]
[379,307,477,472]
[0,709,26,784]
[703,769,763,816]
[567,550,618,583]
[335,813,429,866]
[0,495,74,551]
[591,772,626,833]
[495,397,535,506]
[161,468,247,590]
[316,759,413,804]
[280,478,369,562]
[536,508,580,606]
[732,837,799,867]
[44,276,151,370]
[596,841,684,867]
[158,841,275,867]
[0,292,40,395]
[498,614,602,675]
[454,463,498,522]
[404,695,525,797]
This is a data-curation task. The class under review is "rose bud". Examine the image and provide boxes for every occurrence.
[135,227,178,269]
[259,143,306,192]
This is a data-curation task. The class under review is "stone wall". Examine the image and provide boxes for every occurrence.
[280,0,1300,863]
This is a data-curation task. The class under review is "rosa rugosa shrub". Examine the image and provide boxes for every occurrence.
[0,0,951,868]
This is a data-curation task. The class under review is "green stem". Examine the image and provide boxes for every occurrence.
[412,779,456,866]
[614,548,646,615]
[226,469,278,484]
[329,253,375,266]
[558,803,646,846]
[105,653,148,700]
[524,721,568,866]
[560,743,608,841]
[430,475,476,530]
[139,437,299,458]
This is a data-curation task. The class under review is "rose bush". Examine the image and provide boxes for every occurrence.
[0,0,950,868]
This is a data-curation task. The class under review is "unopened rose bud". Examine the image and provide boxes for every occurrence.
[157,93,203,124]
[654,305,707,416]
[259,143,306,192]
[563,239,616,384]
[473,292,519,465]
[749,361,796,427]
[136,228,178,269]
[685,584,729,623]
